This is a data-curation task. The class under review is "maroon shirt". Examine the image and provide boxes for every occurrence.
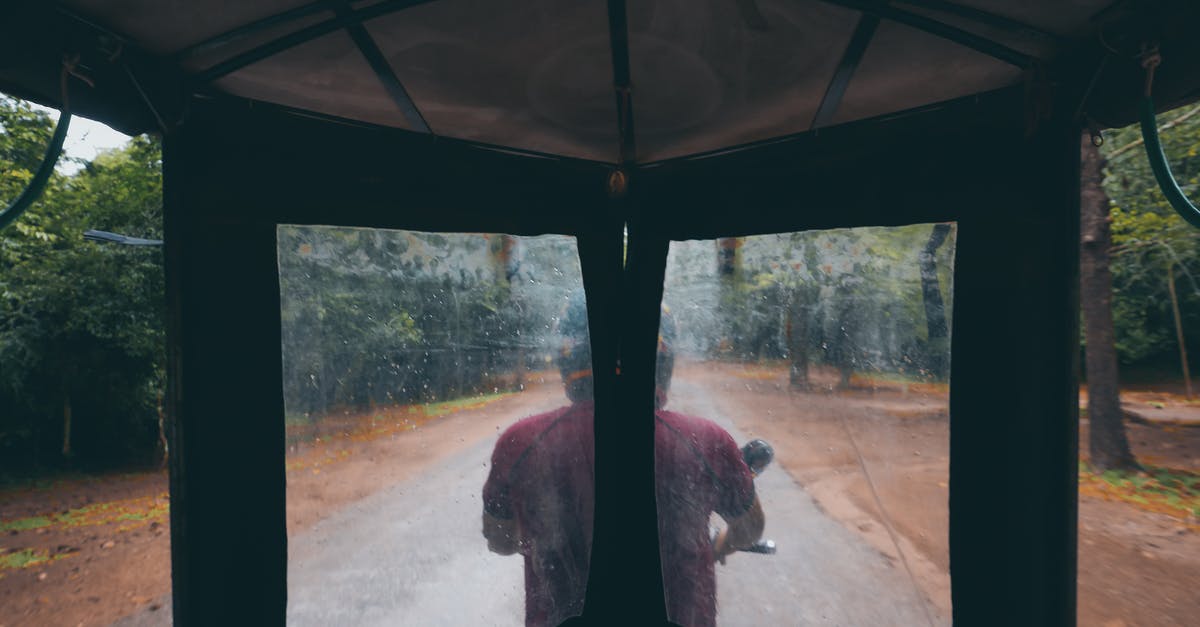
[654,409,757,627]
[483,402,755,627]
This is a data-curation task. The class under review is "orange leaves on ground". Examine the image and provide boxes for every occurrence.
[849,374,948,395]
[0,492,169,537]
[1079,463,1200,526]
[0,492,169,572]
[284,392,513,473]
[727,362,792,382]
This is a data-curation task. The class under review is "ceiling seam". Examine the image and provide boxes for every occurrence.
[333,1,431,133]
[814,0,1038,69]
[192,0,438,85]
[812,13,881,129]
[605,0,637,166]
[892,0,1063,45]
[172,1,333,63]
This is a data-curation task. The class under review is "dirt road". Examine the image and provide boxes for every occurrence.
[275,374,942,626]
[283,370,944,625]
[678,361,1200,627]
[115,370,947,626]
[670,375,944,626]
[8,364,1197,626]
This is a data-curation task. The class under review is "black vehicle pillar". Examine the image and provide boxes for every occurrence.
[164,119,287,625]
[949,121,1081,626]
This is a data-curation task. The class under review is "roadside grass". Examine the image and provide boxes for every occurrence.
[0,470,170,554]
[0,547,74,570]
[721,361,950,391]
[0,494,166,573]
[0,471,153,495]
[284,391,514,472]
[0,493,170,538]
[728,362,786,380]
[0,392,521,525]
[0,516,52,532]
[285,391,514,428]
[849,371,949,394]
[1079,461,1200,522]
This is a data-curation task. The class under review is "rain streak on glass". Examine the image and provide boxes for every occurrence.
[656,224,955,626]
[277,227,591,626]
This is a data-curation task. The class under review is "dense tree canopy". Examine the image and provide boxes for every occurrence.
[664,224,955,386]
[278,228,582,418]
[1101,104,1200,373]
[1,97,164,472]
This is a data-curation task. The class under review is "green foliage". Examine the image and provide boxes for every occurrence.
[0,548,59,570]
[0,97,163,472]
[664,224,955,381]
[1080,460,1200,519]
[278,228,580,416]
[0,516,51,533]
[1102,105,1200,368]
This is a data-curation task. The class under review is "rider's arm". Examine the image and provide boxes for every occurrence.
[482,511,519,555]
[713,494,765,562]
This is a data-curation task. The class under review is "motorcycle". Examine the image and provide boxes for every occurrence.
[713,438,777,556]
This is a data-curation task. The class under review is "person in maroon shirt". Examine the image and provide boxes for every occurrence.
[482,299,765,627]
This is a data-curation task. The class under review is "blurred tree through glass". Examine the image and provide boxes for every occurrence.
[278,228,584,417]
[665,224,955,387]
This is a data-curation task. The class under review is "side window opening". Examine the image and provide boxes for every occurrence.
[277,227,592,625]
[657,224,955,626]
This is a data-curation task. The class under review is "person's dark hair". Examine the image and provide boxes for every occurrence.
[556,292,676,408]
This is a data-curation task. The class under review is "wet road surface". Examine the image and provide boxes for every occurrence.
[117,376,942,626]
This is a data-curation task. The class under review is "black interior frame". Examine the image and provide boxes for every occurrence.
[4,3,1200,626]
[165,85,1079,626]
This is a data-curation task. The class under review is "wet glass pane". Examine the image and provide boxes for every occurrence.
[657,225,955,626]
[278,227,591,625]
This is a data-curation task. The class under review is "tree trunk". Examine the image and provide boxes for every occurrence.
[919,223,952,379]
[833,300,856,390]
[717,237,742,277]
[157,389,169,469]
[516,346,527,390]
[61,393,73,459]
[1166,263,1193,398]
[494,235,526,391]
[838,363,853,389]
[717,237,744,357]
[1079,134,1139,472]
[785,288,810,390]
